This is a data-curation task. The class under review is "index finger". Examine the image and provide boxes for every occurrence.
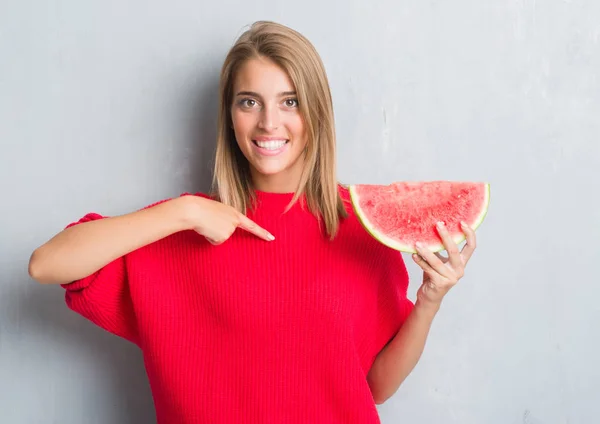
[237,214,275,241]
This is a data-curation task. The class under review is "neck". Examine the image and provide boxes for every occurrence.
[250,169,303,194]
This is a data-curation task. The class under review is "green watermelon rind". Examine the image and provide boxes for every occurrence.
[348,182,491,254]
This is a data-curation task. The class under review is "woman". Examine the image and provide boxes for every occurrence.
[28,20,477,424]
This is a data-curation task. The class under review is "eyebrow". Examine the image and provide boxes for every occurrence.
[235,90,297,97]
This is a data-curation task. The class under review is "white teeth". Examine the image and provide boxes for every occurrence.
[255,140,287,150]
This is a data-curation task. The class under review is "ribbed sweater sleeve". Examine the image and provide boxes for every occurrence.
[371,248,414,365]
[60,213,139,345]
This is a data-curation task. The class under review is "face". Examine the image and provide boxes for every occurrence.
[230,57,308,193]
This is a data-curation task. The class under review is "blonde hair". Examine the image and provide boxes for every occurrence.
[212,20,347,239]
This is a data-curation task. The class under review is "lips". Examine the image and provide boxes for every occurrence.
[251,138,289,156]
[252,139,288,150]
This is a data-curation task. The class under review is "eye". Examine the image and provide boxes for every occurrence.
[239,98,258,108]
[284,98,299,108]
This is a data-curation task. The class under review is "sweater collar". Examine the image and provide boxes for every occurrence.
[252,189,304,211]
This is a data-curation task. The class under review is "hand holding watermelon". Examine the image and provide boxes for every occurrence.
[348,180,490,308]
[412,220,476,308]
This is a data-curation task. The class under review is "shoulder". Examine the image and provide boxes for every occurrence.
[337,183,350,201]
[337,183,368,228]
[336,183,354,214]
[334,183,373,242]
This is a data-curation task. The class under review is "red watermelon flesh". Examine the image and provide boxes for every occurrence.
[348,181,490,253]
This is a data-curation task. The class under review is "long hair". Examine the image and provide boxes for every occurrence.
[212,20,347,239]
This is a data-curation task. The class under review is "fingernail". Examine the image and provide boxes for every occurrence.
[460,221,468,228]
[415,242,422,249]
[268,233,275,241]
[437,221,445,228]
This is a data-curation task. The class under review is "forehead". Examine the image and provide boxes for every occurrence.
[232,57,296,94]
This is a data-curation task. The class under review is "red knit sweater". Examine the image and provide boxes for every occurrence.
[61,185,414,424]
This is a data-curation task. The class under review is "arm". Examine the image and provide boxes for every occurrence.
[366,300,439,404]
[28,196,193,285]
[28,194,274,285]
[367,221,478,404]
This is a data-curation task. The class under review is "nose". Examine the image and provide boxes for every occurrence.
[258,104,280,131]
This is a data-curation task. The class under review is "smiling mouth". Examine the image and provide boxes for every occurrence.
[252,139,289,151]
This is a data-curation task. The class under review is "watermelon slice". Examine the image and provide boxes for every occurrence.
[348,181,490,253]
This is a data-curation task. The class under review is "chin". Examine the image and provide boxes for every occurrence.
[251,162,290,177]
